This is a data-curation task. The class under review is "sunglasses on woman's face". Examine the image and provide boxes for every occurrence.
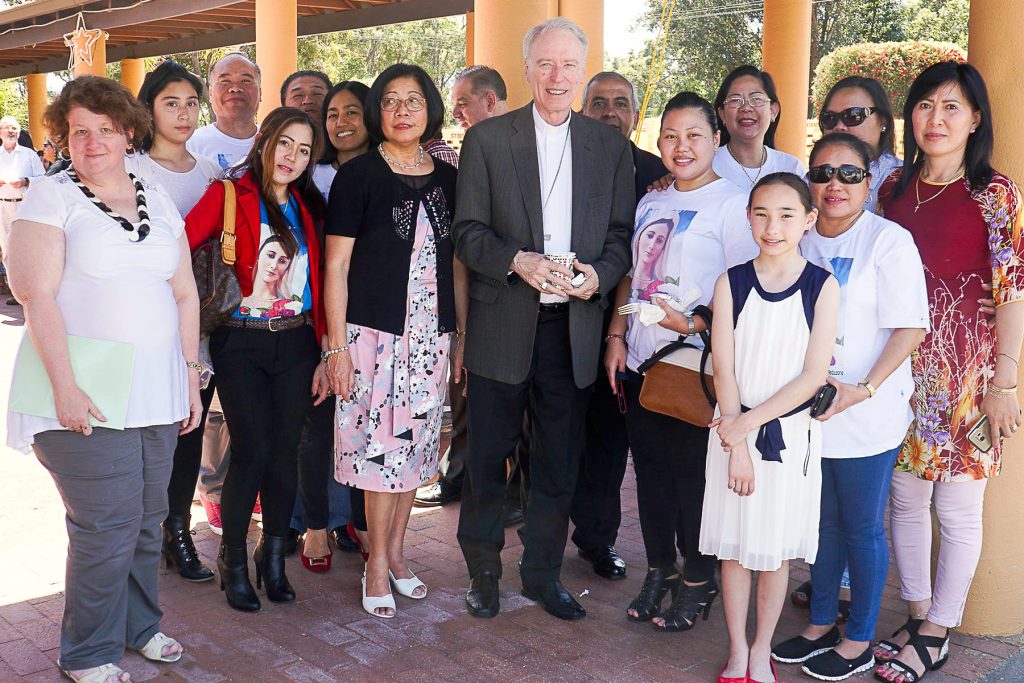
[819,106,876,130]
[808,164,869,184]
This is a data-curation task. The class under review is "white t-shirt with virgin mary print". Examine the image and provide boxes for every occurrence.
[625,178,757,372]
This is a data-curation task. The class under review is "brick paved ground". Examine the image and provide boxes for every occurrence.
[1,300,1021,682]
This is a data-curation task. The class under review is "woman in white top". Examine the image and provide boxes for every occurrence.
[712,65,806,191]
[128,60,224,586]
[312,80,371,200]
[125,61,221,217]
[770,134,928,681]
[604,92,757,634]
[7,76,202,683]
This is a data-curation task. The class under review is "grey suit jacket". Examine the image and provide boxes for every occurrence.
[453,103,635,388]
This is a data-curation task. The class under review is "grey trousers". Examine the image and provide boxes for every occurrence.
[33,424,179,670]
[198,389,231,502]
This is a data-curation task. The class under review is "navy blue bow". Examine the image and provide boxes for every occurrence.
[740,398,814,463]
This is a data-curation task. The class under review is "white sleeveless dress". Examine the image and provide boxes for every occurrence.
[699,260,831,571]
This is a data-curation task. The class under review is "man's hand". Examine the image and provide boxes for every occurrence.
[511,251,575,294]
[565,260,600,300]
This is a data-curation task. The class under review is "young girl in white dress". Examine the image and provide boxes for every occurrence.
[699,173,839,683]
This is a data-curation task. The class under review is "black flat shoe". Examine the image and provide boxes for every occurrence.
[521,580,586,621]
[653,577,718,632]
[627,566,680,622]
[162,514,215,583]
[330,526,360,553]
[874,631,949,683]
[802,647,874,681]
[466,570,500,618]
[578,546,627,580]
[771,625,842,663]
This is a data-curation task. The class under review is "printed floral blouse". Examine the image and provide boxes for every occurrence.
[880,169,1024,481]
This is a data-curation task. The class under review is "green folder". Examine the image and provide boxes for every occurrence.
[9,334,135,430]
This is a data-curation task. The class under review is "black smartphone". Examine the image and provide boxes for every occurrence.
[809,383,837,418]
[615,371,628,414]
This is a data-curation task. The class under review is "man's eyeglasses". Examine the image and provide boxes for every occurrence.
[808,164,870,185]
[723,94,772,109]
[819,106,876,130]
[381,96,425,112]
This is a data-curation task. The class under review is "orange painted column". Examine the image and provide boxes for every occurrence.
[120,58,146,97]
[761,0,811,160]
[26,73,47,149]
[465,12,475,66]
[255,0,297,123]
[473,0,554,108]
[557,0,604,107]
[959,0,1024,637]
[73,32,106,78]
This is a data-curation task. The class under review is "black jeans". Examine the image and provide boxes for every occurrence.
[457,308,590,585]
[210,324,319,547]
[296,399,334,530]
[165,378,217,519]
[624,369,716,583]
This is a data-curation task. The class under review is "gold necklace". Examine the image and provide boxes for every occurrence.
[727,143,767,186]
[914,167,965,213]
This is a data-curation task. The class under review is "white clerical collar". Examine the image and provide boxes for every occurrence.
[532,104,571,136]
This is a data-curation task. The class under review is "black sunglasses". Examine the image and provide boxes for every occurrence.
[808,164,870,184]
[819,106,876,130]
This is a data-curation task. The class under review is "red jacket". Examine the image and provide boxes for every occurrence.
[186,170,325,340]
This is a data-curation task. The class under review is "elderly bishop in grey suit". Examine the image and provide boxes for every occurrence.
[453,17,635,621]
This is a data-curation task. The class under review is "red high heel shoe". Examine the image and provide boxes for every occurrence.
[347,522,369,561]
[717,667,748,683]
[300,537,334,573]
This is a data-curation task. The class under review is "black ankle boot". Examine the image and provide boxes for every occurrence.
[162,514,215,583]
[217,543,261,612]
[253,534,296,603]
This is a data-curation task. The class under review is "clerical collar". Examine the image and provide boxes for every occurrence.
[533,105,571,136]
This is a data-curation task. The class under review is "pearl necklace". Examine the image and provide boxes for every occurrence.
[378,143,425,170]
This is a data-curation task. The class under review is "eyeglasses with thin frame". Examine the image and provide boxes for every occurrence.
[819,106,876,130]
[723,94,772,109]
[808,164,870,185]
[381,95,426,113]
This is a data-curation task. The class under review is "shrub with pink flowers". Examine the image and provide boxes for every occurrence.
[812,41,966,116]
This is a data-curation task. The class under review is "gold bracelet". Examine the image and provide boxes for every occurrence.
[185,361,203,372]
[990,382,1018,392]
[858,379,876,398]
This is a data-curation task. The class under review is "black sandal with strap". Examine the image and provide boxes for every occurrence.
[874,631,950,683]
[653,576,719,632]
[874,618,924,661]
[627,566,680,622]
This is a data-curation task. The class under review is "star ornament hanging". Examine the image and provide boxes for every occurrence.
[63,14,105,70]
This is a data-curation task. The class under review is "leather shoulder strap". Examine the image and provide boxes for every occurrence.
[219,179,237,265]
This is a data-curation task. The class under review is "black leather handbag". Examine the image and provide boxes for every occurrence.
[192,179,241,338]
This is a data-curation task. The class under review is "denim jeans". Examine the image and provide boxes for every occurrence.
[810,445,899,641]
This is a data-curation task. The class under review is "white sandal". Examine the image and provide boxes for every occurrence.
[362,573,396,618]
[389,569,428,599]
[61,663,131,683]
[134,631,182,663]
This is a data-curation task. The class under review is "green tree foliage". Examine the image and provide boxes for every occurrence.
[0,78,28,129]
[902,0,969,48]
[812,41,965,115]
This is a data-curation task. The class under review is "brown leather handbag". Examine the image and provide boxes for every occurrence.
[637,305,716,427]
[192,179,241,338]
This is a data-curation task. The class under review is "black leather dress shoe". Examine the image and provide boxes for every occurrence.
[502,502,525,527]
[521,580,586,621]
[414,479,462,508]
[578,546,627,580]
[466,570,500,618]
[330,526,360,553]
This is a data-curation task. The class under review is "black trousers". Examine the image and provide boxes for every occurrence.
[569,362,629,552]
[457,308,590,584]
[297,398,334,530]
[624,370,716,583]
[165,378,217,519]
[210,324,319,546]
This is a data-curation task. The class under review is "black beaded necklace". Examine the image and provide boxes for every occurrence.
[66,166,151,242]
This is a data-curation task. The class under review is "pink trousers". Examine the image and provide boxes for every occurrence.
[889,470,988,628]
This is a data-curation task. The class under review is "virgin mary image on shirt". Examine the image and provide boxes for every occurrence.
[631,217,675,300]
[238,234,306,318]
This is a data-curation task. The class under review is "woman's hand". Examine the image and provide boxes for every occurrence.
[814,377,868,422]
[980,390,1022,440]
[452,333,467,397]
[979,282,996,326]
[646,173,673,193]
[55,384,106,436]
[654,297,688,333]
[727,442,755,496]
[180,375,202,435]
[604,337,627,393]
[709,413,752,451]
[311,362,332,406]
[326,349,356,400]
